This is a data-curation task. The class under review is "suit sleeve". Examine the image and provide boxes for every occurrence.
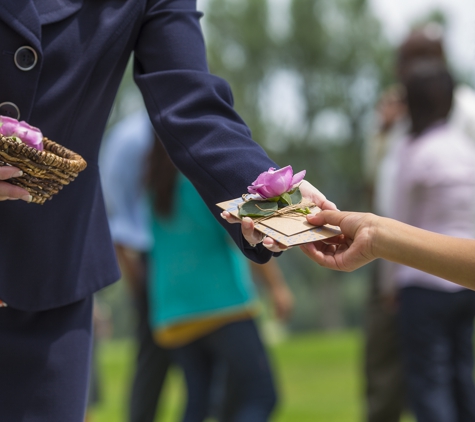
[133,0,277,262]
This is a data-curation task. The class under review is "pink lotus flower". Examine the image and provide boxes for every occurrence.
[0,116,44,151]
[247,166,306,199]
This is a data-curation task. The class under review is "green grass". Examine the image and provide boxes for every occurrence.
[88,330,414,422]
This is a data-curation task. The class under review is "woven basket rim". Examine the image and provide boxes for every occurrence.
[0,135,87,172]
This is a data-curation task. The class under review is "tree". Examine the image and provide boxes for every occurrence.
[203,0,393,330]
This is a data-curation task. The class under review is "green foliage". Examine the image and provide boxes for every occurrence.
[202,0,393,329]
[88,332,416,422]
[203,0,393,210]
[105,0,395,331]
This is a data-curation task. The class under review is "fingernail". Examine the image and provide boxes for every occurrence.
[21,195,32,203]
[12,170,23,177]
[220,212,226,219]
[242,217,252,228]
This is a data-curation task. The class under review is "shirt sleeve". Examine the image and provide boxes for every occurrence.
[99,111,154,251]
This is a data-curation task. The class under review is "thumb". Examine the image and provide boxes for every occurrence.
[306,210,350,227]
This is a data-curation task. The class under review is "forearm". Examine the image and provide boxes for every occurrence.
[250,260,287,289]
[374,216,475,290]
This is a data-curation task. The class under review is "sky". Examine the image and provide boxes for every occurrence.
[368,0,475,83]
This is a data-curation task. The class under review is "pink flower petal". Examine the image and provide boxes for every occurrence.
[291,169,306,187]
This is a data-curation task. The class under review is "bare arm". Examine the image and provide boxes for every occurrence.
[301,211,475,290]
[114,244,146,295]
[250,259,294,322]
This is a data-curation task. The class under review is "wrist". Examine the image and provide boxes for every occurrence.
[371,215,395,261]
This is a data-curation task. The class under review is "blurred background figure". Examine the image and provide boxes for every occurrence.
[100,111,173,422]
[396,59,475,421]
[362,23,475,422]
[91,2,475,420]
[146,136,293,422]
[85,299,113,422]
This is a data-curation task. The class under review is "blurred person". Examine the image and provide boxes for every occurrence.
[100,111,173,422]
[361,23,475,422]
[326,60,475,422]
[147,138,294,422]
[101,110,294,422]
[85,299,113,422]
[362,85,408,422]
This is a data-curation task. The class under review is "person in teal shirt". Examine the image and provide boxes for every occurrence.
[147,138,280,422]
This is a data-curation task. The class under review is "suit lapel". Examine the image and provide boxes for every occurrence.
[33,0,83,25]
[0,1,41,50]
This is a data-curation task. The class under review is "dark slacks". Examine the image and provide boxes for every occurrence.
[363,263,406,422]
[399,286,475,422]
[171,318,277,422]
[129,280,172,422]
[0,297,93,422]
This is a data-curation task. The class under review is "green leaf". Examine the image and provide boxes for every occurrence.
[279,192,292,206]
[294,206,312,215]
[277,188,303,208]
[239,200,278,218]
[264,195,281,202]
[289,187,302,204]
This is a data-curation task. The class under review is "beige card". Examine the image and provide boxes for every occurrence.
[216,197,341,247]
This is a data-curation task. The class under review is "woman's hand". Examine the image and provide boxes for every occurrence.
[221,180,337,253]
[0,167,32,202]
[300,210,378,271]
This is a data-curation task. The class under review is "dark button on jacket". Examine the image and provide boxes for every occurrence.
[0,102,20,119]
[0,0,276,311]
[14,46,38,71]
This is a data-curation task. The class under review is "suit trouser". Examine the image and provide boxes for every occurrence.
[399,286,475,422]
[0,297,93,422]
[129,279,172,422]
[363,263,406,422]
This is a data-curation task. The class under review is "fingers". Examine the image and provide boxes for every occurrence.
[320,198,338,211]
[306,210,350,228]
[0,166,24,180]
[299,180,338,210]
[262,236,288,253]
[241,217,268,247]
[0,167,32,202]
[221,212,286,252]
[299,242,341,270]
[220,210,241,224]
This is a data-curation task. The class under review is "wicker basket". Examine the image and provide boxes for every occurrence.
[0,135,87,204]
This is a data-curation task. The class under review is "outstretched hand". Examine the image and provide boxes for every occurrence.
[221,180,338,253]
[0,166,31,202]
[300,210,378,271]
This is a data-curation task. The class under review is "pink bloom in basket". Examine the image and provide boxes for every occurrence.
[0,116,43,151]
[247,165,306,199]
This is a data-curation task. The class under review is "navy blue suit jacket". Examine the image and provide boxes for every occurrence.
[0,0,277,311]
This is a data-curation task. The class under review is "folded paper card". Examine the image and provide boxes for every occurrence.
[217,197,341,247]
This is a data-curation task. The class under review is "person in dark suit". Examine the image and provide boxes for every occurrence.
[0,1,335,421]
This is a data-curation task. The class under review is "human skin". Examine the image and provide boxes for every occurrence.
[300,210,475,291]
[250,259,294,322]
[221,180,338,253]
[0,166,31,201]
